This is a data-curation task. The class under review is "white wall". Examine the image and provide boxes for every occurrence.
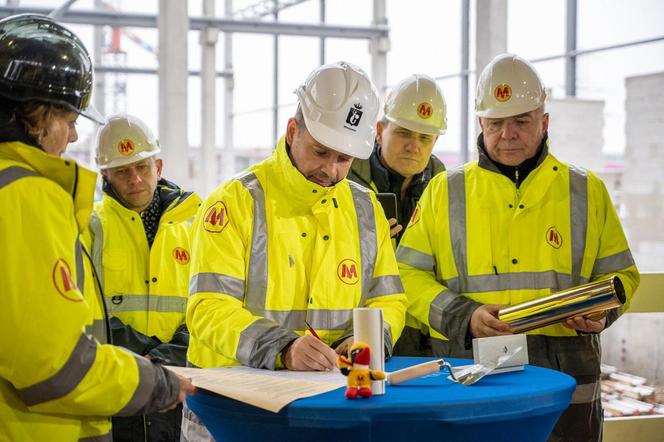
[546,98,605,171]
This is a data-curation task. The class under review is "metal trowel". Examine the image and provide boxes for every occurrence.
[386,346,523,386]
[448,346,524,386]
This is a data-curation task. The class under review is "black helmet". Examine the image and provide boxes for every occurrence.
[0,14,103,123]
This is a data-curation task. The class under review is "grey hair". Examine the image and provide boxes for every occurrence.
[293,105,307,132]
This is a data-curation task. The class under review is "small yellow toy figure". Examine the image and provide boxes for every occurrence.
[337,341,385,399]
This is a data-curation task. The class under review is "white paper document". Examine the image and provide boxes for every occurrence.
[165,365,346,413]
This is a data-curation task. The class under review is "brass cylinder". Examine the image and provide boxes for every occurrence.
[498,276,625,333]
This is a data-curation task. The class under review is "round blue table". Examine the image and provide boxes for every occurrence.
[186,357,576,442]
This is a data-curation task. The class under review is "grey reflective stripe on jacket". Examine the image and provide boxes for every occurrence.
[115,353,179,416]
[88,211,105,291]
[75,238,85,294]
[106,294,187,314]
[349,181,400,353]
[16,333,97,406]
[79,433,112,442]
[568,165,588,285]
[190,272,245,300]
[85,319,108,342]
[234,173,398,366]
[0,166,38,190]
[591,250,635,277]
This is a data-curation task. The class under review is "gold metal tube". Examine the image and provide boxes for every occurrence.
[498,276,625,333]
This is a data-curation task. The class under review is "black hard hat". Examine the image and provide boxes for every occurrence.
[0,14,103,123]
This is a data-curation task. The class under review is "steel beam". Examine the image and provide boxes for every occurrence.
[566,0,578,97]
[460,0,470,163]
[94,65,232,77]
[0,6,387,39]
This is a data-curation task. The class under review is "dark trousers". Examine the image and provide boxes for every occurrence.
[393,325,433,357]
[112,404,183,442]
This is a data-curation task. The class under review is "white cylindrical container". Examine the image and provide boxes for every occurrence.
[352,307,385,395]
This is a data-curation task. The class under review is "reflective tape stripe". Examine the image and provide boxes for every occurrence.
[89,211,104,290]
[17,333,97,406]
[291,309,352,331]
[238,172,268,312]
[396,246,435,271]
[447,167,468,289]
[384,323,394,356]
[592,249,635,276]
[106,294,187,313]
[570,381,601,404]
[85,319,108,342]
[569,166,588,286]
[117,353,156,415]
[243,308,354,332]
[235,172,275,365]
[349,181,377,306]
[75,238,85,293]
[79,433,112,442]
[444,270,589,294]
[0,166,38,190]
[237,318,297,368]
[366,275,403,300]
[429,289,457,330]
[190,272,245,300]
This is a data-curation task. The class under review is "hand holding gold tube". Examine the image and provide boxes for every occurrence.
[498,276,625,334]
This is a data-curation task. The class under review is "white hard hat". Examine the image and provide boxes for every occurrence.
[475,53,546,118]
[384,74,447,135]
[96,114,161,169]
[294,61,380,160]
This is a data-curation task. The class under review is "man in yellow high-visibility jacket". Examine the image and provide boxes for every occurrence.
[89,114,201,441]
[397,54,639,442]
[348,74,447,357]
[183,62,407,441]
[0,14,194,442]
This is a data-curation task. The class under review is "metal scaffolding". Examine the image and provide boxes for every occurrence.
[0,1,389,195]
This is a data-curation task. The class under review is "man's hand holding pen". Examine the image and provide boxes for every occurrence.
[281,321,337,371]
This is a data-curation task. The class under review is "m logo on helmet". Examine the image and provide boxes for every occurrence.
[494,83,512,102]
[118,138,135,156]
[417,102,433,119]
[344,103,363,130]
[52,258,83,302]
[337,259,359,285]
[203,201,229,233]
[173,247,190,264]
[546,227,563,249]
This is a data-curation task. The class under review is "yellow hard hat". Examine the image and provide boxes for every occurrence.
[96,114,161,169]
[384,74,447,136]
[475,53,546,118]
[294,61,380,160]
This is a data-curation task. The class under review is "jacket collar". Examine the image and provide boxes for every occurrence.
[269,135,340,205]
[369,142,436,193]
[102,177,199,222]
[477,132,549,187]
[0,140,96,232]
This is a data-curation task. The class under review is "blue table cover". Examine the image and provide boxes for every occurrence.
[187,357,576,442]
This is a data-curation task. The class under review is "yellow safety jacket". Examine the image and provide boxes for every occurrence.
[0,141,178,441]
[347,146,446,339]
[89,183,201,344]
[187,136,407,369]
[397,148,640,348]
